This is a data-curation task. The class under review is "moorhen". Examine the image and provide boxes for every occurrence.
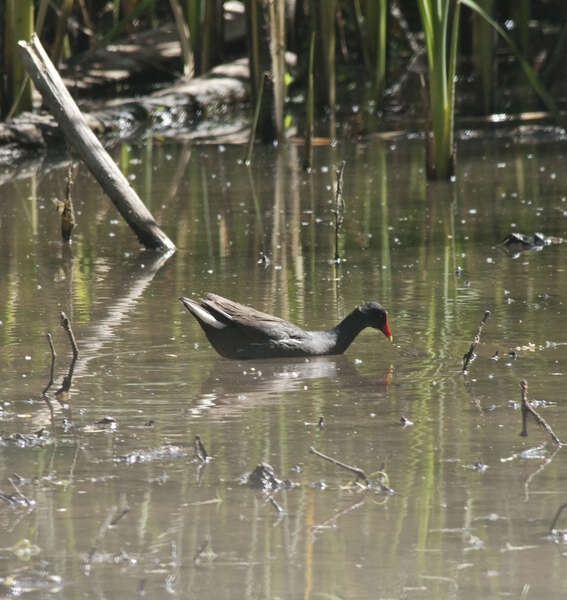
[179,293,392,359]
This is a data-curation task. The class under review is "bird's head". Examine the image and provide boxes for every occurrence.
[358,301,393,342]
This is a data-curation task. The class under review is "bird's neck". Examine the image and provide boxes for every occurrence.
[328,309,367,353]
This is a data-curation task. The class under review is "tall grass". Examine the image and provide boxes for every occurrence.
[417,0,561,180]
[303,31,315,171]
[417,0,461,180]
[471,0,494,114]
[4,0,34,117]
[246,0,286,142]
[355,0,388,101]
[461,0,562,124]
[311,0,336,111]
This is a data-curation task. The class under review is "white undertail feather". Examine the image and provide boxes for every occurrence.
[184,299,227,330]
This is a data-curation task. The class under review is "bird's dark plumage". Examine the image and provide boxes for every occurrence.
[179,293,392,360]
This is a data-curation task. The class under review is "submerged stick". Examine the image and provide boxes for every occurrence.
[549,501,567,533]
[303,30,315,171]
[268,496,284,513]
[61,164,76,243]
[194,435,208,463]
[333,160,346,261]
[519,379,562,446]
[8,477,32,507]
[17,34,175,252]
[86,494,130,566]
[42,332,57,395]
[462,310,490,373]
[310,446,369,485]
[245,72,266,164]
[60,312,79,360]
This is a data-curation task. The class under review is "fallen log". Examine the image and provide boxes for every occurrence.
[17,34,175,253]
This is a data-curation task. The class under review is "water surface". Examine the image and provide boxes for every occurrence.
[1,135,567,598]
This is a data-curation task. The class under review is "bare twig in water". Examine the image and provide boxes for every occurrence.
[193,538,209,565]
[56,313,79,399]
[268,496,284,513]
[245,73,266,164]
[85,493,130,567]
[519,379,562,446]
[310,446,369,485]
[8,477,32,506]
[194,435,208,462]
[61,163,77,242]
[524,443,561,502]
[549,501,567,533]
[60,312,79,359]
[462,310,490,373]
[42,332,57,396]
[110,494,131,526]
[333,160,346,261]
[303,30,315,171]
[312,498,366,540]
[193,538,217,565]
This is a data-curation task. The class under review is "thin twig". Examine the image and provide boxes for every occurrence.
[110,494,130,525]
[268,496,284,513]
[462,310,490,373]
[245,73,266,164]
[60,312,79,359]
[86,494,129,566]
[549,501,567,533]
[519,379,562,446]
[310,446,369,485]
[42,332,57,395]
[86,509,116,565]
[303,30,315,171]
[333,160,346,261]
[311,498,366,540]
[61,163,77,243]
[193,538,210,565]
[8,477,32,506]
[524,443,561,502]
[194,435,208,463]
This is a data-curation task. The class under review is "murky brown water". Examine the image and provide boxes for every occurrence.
[2,133,567,598]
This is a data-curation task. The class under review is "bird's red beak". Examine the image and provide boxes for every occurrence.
[382,314,393,342]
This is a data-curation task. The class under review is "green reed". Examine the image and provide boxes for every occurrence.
[246,0,286,142]
[4,0,34,117]
[461,0,562,125]
[417,0,461,180]
[471,0,494,114]
[311,0,336,111]
[355,0,388,102]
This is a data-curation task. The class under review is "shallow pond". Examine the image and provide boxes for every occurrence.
[1,133,567,598]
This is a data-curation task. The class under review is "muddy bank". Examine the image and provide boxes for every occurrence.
[0,14,256,168]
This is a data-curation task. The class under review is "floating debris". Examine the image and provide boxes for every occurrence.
[310,446,394,494]
[2,430,51,448]
[463,462,489,473]
[0,572,62,595]
[117,445,186,464]
[500,232,563,252]
[240,463,297,492]
[95,416,117,426]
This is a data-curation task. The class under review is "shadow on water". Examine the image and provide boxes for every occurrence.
[188,355,391,420]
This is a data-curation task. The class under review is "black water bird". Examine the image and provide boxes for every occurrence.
[179,293,392,359]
